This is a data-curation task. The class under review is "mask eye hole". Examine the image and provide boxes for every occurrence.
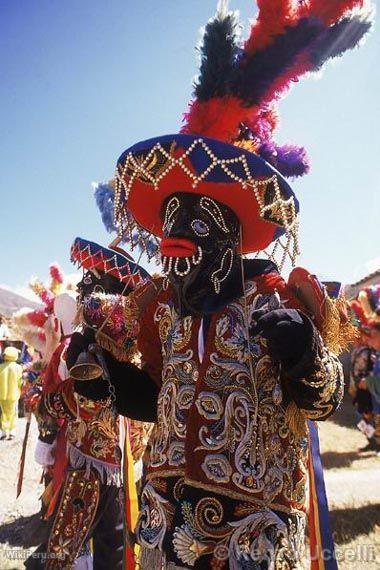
[93,284,105,295]
[191,219,210,237]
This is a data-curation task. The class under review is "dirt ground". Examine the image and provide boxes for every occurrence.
[0,395,379,569]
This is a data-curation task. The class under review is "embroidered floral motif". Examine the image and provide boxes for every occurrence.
[46,470,100,569]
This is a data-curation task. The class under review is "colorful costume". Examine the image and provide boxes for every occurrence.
[70,1,371,568]
[31,238,152,570]
[0,346,23,438]
[349,284,380,451]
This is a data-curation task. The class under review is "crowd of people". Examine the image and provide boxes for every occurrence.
[1,0,376,568]
[349,286,380,455]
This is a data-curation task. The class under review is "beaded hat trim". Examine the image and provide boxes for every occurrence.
[115,137,299,270]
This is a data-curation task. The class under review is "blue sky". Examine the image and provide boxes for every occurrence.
[0,0,379,294]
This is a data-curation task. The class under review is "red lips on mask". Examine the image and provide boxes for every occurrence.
[160,238,197,258]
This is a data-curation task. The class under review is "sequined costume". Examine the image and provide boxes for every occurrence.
[122,263,342,569]
[70,1,371,568]
[28,237,154,570]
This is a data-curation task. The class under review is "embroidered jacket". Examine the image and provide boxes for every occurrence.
[134,270,344,569]
[42,378,154,486]
[43,378,122,485]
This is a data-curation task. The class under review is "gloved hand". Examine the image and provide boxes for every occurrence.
[250,308,316,368]
[66,329,96,370]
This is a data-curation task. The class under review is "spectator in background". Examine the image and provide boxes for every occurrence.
[0,315,10,341]
[0,346,23,439]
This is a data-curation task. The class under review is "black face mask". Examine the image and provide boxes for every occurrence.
[160,193,242,317]
[77,270,131,301]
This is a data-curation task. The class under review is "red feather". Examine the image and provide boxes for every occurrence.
[307,0,365,25]
[182,97,258,141]
[49,263,64,285]
[245,0,299,54]
[27,309,48,328]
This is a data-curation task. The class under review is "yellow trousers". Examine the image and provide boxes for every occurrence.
[0,400,18,431]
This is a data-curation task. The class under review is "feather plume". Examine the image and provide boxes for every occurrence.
[93,181,117,233]
[194,2,240,101]
[27,309,48,328]
[49,263,64,295]
[308,0,365,26]
[259,141,310,177]
[49,264,63,285]
[182,96,250,140]
[245,0,299,54]
[29,278,55,309]
[309,15,373,69]
[182,0,374,178]
[233,17,324,106]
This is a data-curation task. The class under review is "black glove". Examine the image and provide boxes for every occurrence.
[250,309,316,370]
[66,330,111,400]
[66,329,96,370]
[66,330,159,421]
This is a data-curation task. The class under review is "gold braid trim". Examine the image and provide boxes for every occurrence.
[321,296,359,355]
[285,402,308,438]
[95,330,137,362]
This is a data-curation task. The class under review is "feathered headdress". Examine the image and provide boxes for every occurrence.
[349,284,380,332]
[114,0,373,269]
[182,0,373,178]
[11,263,71,352]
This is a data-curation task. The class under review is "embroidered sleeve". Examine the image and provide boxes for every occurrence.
[284,335,344,421]
[137,296,163,389]
[42,378,110,422]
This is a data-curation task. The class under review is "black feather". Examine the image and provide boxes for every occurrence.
[195,9,240,101]
[232,17,324,107]
[309,15,373,70]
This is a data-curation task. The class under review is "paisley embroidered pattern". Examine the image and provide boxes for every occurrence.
[136,483,171,550]
[150,303,196,469]
[136,279,342,567]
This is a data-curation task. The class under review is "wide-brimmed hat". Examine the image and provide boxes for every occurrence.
[115,134,298,254]
[113,0,372,264]
[70,237,150,287]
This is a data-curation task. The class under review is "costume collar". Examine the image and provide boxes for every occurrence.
[197,258,279,316]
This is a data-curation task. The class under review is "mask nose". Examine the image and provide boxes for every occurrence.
[164,208,193,240]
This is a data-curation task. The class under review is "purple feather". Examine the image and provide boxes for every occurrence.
[259,141,310,178]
